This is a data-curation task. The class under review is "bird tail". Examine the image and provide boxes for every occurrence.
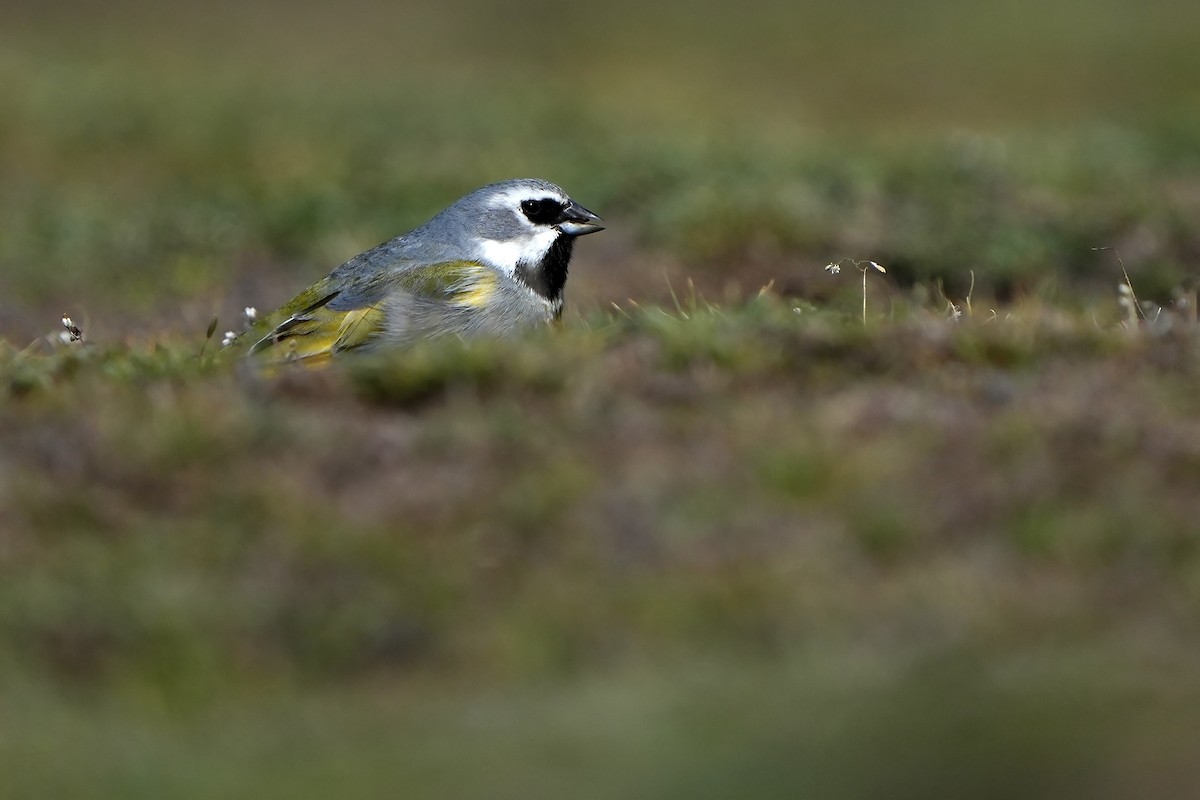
[234,281,385,367]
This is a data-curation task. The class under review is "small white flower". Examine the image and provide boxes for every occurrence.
[60,315,83,342]
[824,263,841,275]
[868,261,886,273]
[243,306,258,322]
[221,331,239,347]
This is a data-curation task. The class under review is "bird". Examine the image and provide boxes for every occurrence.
[236,178,604,365]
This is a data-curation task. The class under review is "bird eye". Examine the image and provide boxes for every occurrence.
[521,198,563,225]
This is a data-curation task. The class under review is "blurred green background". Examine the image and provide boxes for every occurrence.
[4,0,1200,338]
[3,1,1200,797]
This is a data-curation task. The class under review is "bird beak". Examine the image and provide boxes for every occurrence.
[556,201,605,236]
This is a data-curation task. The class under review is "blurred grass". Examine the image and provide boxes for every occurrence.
[8,649,1200,799]
[5,300,1200,795]
[2,0,1200,337]
[4,0,1200,796]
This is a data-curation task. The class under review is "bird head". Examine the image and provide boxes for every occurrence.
[431,178,604,305]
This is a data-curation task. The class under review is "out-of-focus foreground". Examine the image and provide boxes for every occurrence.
[3,1,1200,797]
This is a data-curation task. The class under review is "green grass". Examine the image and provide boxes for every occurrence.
[5,301,1200,796]
[3,0,1200,796]
[3,0,1200,327]
[8,649,1200,799]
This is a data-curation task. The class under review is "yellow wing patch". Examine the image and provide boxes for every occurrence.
[398,261,499,309]
[247,261,497,368]
[333,305,384,349]
[452,267,499,308]
[253,302,386,367]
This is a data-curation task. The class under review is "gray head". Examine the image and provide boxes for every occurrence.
[420,178,604,305]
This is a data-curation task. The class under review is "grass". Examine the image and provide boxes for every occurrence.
[5,299,1200,795]
[8,649,1200,799]
[4,4,1200,327]
[3,0,1200,795]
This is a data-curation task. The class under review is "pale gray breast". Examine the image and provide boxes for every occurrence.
[373,274,556,347]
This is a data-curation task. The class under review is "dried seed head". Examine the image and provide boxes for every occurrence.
[61,315,83,342]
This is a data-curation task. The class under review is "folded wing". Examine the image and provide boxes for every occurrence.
[240,260,500,366]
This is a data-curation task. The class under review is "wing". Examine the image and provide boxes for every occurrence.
[240,260,500,366]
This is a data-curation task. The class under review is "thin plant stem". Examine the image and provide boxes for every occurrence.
[862,267,867,326]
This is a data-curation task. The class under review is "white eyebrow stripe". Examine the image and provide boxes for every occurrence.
[489,187,568,209]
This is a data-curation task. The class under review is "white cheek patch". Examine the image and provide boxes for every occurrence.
[477,240,524,273]
[479,227,560,273]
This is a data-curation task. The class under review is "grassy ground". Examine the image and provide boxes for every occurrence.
[6,302,1200,796]
[4,1,1200,797]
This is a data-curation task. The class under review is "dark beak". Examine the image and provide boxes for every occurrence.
[556,200,605,236]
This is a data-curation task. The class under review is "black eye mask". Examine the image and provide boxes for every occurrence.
[520,197,566,225]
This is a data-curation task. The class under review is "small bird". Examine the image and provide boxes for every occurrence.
[238,178,603,365]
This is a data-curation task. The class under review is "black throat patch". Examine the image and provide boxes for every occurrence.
[515,234,574,308]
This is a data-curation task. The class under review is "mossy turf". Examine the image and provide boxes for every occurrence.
[4,302,1200,796]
